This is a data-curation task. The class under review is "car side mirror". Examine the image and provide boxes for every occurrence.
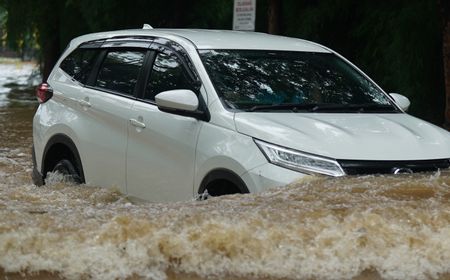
[389,93,410,112]
[155,89,199,112]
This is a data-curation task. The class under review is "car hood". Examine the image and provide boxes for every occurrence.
[234,113,450,160]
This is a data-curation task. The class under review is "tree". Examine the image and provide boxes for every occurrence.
[0,0,233,80]
[0,0,447,126]
[0,0,63,79]
[267,0,282,34]
[439,0,450,127]
[280,0,444,125]
[36,0,62,80]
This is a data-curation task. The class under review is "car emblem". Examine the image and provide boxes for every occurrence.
[392,167,413,174]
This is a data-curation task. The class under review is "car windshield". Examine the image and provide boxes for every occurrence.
[199,50,398,113]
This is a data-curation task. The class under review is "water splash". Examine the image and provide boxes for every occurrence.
[0,62,449,280]
[0,173,449,280]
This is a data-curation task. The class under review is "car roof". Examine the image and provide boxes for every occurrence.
[71,28,330,53]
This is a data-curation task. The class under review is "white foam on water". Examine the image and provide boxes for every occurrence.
[0,63,39,107]
[44,171,76,186]
[0,62,449,279]
[0,172,449,280]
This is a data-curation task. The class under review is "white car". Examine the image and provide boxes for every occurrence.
[32,27,450,202]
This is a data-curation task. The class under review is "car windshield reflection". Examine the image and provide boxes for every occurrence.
[199,50,397,112]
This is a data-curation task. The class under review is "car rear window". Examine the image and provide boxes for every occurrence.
[95,50,146,96]
[60,48,100,84]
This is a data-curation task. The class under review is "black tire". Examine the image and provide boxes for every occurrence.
[52,159,82,184]
[205,180,242,197]
[198,169,249,198]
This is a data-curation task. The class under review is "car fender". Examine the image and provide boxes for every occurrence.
[33,103,82,174]
[194,122,268,194]
[41,133,85,182]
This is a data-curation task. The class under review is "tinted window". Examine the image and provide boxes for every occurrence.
[144,52,192,101]
[60,48,99,84]
[199,50,395,112]
[95,50,146,96]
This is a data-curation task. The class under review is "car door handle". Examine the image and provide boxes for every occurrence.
[130,118,146,129]
[79,99,91,108]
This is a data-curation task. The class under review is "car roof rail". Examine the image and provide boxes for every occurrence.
[142,24,153,29]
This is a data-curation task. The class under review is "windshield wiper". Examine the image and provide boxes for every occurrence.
[247,103,398,113]
[310,103,398,113]
[247,103,321,112]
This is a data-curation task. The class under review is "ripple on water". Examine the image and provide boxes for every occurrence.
[0,63,449,280]
[0,170,449,280]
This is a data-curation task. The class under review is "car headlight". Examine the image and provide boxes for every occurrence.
[254,139,345,177]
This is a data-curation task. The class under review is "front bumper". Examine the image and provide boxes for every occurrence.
[241,162,309,193]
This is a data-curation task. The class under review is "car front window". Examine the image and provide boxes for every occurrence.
[144,52,193,101]
[199,50,397,113]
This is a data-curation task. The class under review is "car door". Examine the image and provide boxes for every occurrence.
[126,46,203,202]
[78,46,149,192]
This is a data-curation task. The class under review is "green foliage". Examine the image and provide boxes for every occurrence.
[0,0,445,123]
[0,6,6,46]
[0,0,33,50]
[282,0,444,124]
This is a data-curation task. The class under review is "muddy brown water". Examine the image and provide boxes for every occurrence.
[0,62,449,280]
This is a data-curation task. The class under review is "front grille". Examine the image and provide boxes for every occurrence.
[337,159,450,175]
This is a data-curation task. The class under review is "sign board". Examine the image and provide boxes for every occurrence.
[233,0,256,31]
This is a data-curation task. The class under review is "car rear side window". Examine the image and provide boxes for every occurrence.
[95,50,146,96]
[60,48,99,84]
[144,52,192,101]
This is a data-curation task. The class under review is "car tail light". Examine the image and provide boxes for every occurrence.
[36,83,53,104]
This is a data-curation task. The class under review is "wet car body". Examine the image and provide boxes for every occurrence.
[32,28,450,202]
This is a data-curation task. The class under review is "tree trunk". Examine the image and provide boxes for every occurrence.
[267,0,281,34]
[36,0,61,82]
[439,0,450,127]
[41,33,60,82]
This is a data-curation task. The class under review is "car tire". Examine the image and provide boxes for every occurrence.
[52,159,82,184]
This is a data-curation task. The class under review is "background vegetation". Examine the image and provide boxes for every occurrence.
[0,0,447,126]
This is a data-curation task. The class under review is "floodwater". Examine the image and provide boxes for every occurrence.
[0,62,449,280]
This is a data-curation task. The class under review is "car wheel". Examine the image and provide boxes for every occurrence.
[52,159,82,184]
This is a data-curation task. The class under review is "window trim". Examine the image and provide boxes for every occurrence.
[86,49,107,86]
[101,39,152,49]
[150,40,201,88]
[84,84,140,100]
[139,47,196,101]
[136,45,210,121]
[136,51,156,102]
